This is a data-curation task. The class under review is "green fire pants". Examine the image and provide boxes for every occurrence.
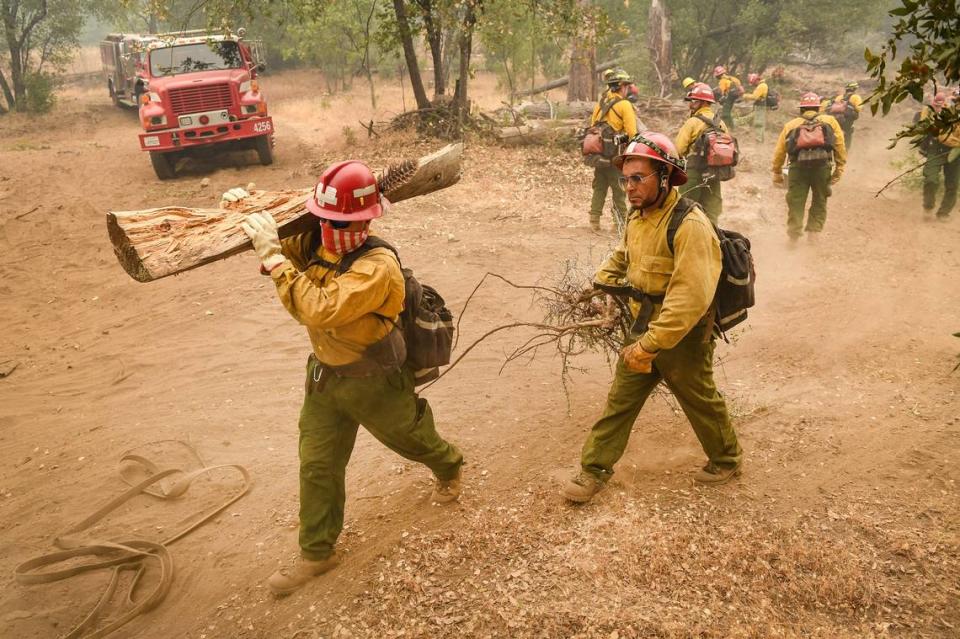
[297,357,463,560]
[591,164,627,228]
[580,329,742,480]
[840,121,855,151]
[922,147,960,217]
[752,106,767,143]
[786,162,832,238]
[680,168,723,224]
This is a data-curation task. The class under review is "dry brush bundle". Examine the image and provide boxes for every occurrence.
[423,263,634,401]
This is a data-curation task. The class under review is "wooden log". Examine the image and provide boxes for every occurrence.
[107,143,463,283]
[514,59,619,98]
[495,120,582,147]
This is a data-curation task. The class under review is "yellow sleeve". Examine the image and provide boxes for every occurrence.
[278,232,317,271]
[590,101,602,126]
[719,78,730,93]
[594,241,629,288]
[675,117,703,156]
[826,116,847,175]
[754,83,768,100]
[270,252,399,329]
[850,94,863,111]
[771,123,792,174]
[614,100,638,137]
[639,213,721,352]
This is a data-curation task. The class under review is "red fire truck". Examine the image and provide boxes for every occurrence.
[100,30,273,180]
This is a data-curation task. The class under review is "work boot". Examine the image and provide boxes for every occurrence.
[432,467,462,503]
[693,462,742,485]
[561,470,605,503]
[267,554,339,596]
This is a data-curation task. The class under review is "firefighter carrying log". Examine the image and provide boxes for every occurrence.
[772,92,847,242]
[585,68,639,231]
[235,161,464,595]
[562,132,743,503]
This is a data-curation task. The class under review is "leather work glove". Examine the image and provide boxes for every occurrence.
[772,172,784,185]
[240,212,284,272]
[621,341,658,374]
[830,172,842,185]
[221,187,250,205]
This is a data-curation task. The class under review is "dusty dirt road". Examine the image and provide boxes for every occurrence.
[0,72,958,639]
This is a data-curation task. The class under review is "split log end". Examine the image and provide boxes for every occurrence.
[106,212,154,283]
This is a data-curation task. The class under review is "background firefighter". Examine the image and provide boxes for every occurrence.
[772,92,847,242]
[562,132,743,504]
[916,92,960,220]
[238,161,464,596]
[587,68,639,231]
[744,73,770,143]
[822,82,863,150]
[713,65,743,131]
[675,82,728,224]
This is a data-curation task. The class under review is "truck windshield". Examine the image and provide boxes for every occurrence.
[149,41,243,77]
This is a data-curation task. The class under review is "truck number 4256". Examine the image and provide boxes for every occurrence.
[253,120,272,133]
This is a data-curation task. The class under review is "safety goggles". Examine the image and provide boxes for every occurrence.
[618,172,657,188]
[319,218,351,229]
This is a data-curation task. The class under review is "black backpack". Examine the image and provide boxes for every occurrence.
[306,234,454,385]
[666,198,756,334]
[764,89,781,110]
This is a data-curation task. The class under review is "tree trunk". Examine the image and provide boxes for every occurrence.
[454,0,478,114]
[392,0,430,109]
[417,0,446,96]
[566,0,596,102]
[106,144,464,283]
[647,0,672,98]
[0,67,15,111]
[7,40,25,111]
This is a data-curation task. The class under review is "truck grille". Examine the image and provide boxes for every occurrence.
[168,84,232,116]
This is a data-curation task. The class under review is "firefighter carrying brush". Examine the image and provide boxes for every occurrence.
[562,131,743,503]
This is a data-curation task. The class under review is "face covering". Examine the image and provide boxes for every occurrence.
[321,220,370,255]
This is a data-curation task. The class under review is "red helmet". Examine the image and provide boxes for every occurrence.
[685,82,716,104]
[799,92,821,109]
[713,65,726,78]
[748,73,760,85]
[613,131,688,186]
[932,92,948,108]
[306,160,383,221]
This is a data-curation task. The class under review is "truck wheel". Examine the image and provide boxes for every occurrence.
[150,151,176,180]
[108,81,120,107]
[254,134,274,166]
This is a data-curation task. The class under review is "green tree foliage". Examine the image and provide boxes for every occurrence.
[477,0,603,96]
[666,0,889,81]
[0,0,88,113]
[865,0,960,148]
[282,0,381,105]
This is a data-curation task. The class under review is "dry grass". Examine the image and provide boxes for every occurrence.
[287,482,959,639]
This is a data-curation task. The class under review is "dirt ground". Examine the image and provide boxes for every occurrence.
[0,68,958,639]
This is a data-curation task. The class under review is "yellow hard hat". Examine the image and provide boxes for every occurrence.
[681,77,695,89]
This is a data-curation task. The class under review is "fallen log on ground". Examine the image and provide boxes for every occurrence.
[514,60,620,97]
[107,143,463,283]
[496,120,582,147]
